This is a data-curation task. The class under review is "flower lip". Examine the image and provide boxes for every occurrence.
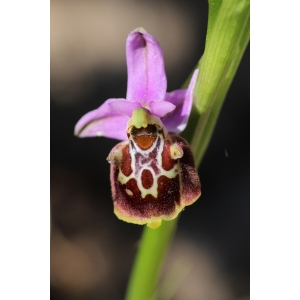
[109,131,201,228]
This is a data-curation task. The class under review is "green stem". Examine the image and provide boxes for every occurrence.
[124,219,178,300]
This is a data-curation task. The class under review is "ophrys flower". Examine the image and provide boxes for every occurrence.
[75,28,201,228]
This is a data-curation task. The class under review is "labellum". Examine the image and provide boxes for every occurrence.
[108,108,201,229]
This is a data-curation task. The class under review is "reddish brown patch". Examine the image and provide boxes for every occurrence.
[131,124,158,150]
[134,135,156,150]
[141,169,153,189]
[120,145,132,176]
[161,141,175,171]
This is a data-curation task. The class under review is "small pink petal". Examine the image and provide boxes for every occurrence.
[149,101,176,118]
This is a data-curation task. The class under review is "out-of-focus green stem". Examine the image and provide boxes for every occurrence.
[125,1,249,299]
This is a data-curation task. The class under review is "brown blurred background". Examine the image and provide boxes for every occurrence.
[50,0,250,299]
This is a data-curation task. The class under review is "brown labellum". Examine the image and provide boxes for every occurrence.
[107,109,201,229]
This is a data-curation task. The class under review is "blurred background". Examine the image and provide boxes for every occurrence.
[50,0,249,299]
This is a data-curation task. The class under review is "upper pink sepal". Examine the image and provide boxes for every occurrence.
[108,100,141,117]
[126,28,167,105]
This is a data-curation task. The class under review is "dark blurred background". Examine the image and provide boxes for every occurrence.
[50,0,249,299]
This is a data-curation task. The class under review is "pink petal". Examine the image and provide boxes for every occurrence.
[108,100,141,117]
[126,28,167,104]
[149,101,176,118]
[74,98,129,141]
[164,89,187,106]
[162,69,199,133]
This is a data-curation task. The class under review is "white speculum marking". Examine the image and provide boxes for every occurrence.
[118,132,182,199]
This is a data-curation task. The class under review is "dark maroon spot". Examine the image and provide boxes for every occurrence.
[141,170,153,189]
[161,141,175,171]
[121,145,132,176]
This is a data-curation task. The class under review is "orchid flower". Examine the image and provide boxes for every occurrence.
[75,28,201,228]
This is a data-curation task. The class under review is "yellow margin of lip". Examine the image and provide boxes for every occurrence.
[147,221,162,229]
